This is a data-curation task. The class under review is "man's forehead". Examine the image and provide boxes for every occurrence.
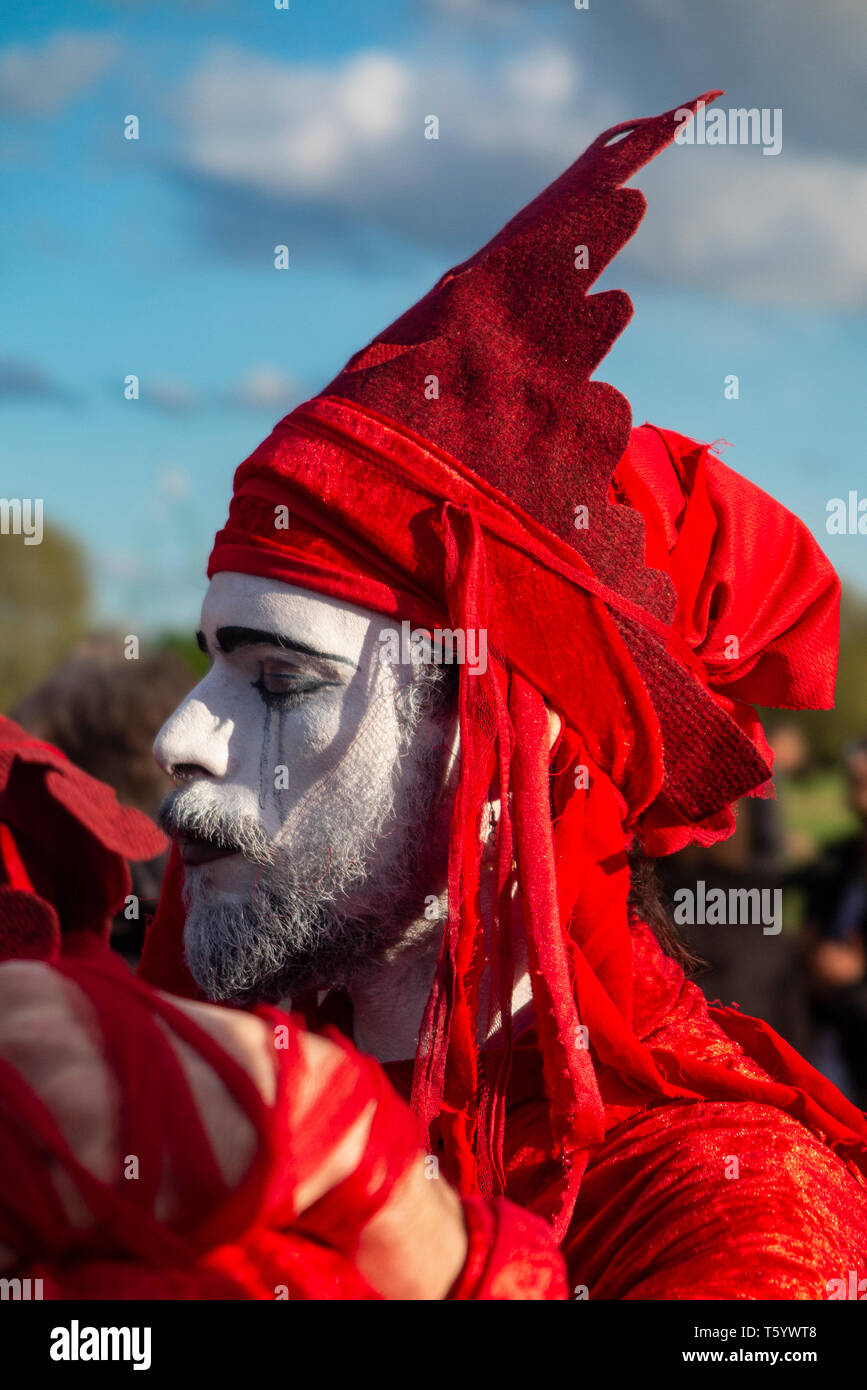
[200,571,383,660]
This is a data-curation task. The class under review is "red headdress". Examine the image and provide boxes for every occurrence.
[140,94,852,1238]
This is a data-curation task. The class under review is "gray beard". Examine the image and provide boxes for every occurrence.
[157,677,452,1005]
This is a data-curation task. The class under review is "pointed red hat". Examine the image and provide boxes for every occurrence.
[207,89,838,834]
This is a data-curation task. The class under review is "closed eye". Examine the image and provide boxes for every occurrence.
[251,664,336,711]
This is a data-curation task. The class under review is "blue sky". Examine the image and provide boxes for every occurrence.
[2,0,865,632]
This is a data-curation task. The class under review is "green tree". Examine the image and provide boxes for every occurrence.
[156,631,209,680]
[0,524,90,711]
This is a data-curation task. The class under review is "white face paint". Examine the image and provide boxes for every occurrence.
[153,571,457,1004]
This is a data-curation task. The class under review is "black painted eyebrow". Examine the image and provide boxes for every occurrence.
[198,625,358,670]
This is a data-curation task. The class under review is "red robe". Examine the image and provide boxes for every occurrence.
[508,924,867,1300]
[313,920,865,1300]
[11,921,867,1301]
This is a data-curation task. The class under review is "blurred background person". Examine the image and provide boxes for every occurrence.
[800,739,867,1108]
[656,785,809,1053]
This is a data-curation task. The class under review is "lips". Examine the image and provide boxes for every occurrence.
[178,835,239,867]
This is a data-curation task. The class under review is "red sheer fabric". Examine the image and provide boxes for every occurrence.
[0,949,564,1301]
[0,720,566,1298]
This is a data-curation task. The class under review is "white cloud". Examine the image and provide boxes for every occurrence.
[171,43,867,306]
[502,45,578,107]
[340,52,411,139]
[174,42,595,201]
[176,46,416,198]
[179,41,585,179]
[628,149,867,307]
[0,31,118,117]
[157,466,192,500]
[229,365,299,410]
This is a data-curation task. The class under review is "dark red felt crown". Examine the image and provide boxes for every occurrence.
[324,91,773,825]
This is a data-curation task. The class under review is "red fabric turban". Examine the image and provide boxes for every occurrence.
[141,93,848,1237]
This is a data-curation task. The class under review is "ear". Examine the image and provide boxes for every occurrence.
[547,706,562,752]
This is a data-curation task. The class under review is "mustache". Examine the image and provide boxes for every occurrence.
[157,787,273,864]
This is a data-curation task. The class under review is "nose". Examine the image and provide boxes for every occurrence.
[153,688,233,782]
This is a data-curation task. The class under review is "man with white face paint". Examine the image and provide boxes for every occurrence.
[2,93,867,1301]
[154,574,464,1036]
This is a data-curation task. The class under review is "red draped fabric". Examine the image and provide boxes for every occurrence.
[384,924,867,1300]
[614,424,839,854]
[139,400,863,1270]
